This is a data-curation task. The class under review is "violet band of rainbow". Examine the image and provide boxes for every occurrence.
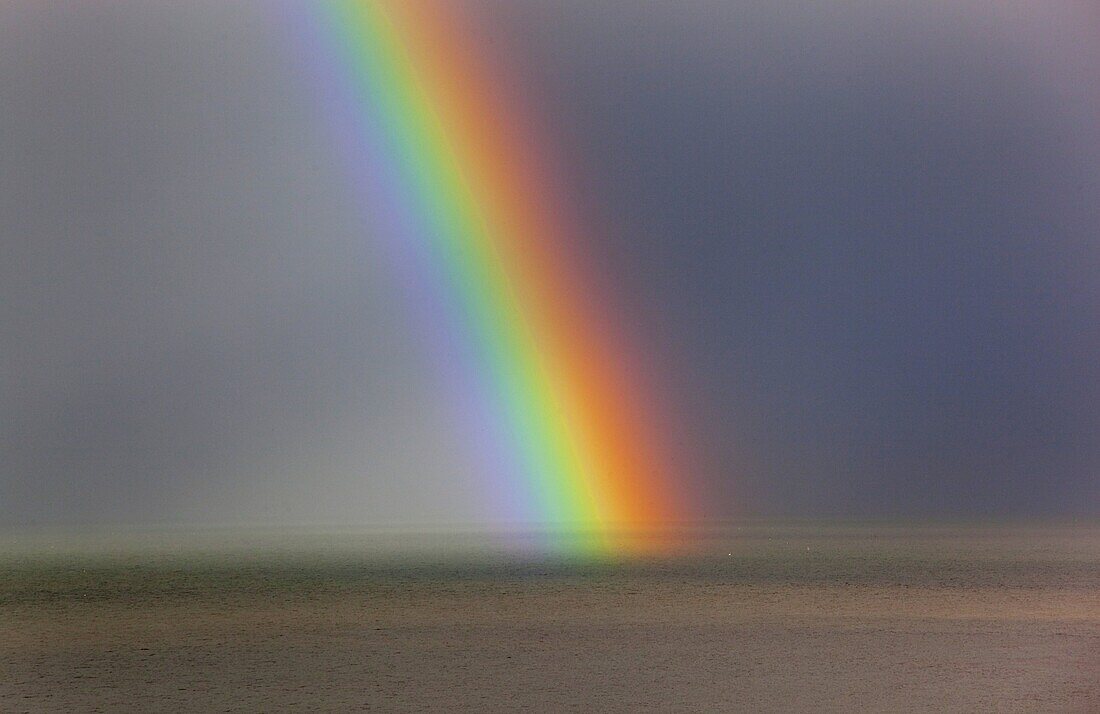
[300,0,691,553]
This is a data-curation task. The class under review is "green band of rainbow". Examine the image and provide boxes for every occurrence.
[303,0,690,553]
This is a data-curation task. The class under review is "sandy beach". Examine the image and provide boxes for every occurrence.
[2,523,1097,712]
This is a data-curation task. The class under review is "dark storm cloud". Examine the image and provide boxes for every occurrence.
[488,0,1100,516]
[1,1,1097,526]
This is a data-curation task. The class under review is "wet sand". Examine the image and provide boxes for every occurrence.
[2,523,1098,712]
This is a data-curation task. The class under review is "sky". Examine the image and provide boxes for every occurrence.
[1,0,1098,529]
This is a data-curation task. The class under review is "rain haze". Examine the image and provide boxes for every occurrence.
[2,0,1099,529]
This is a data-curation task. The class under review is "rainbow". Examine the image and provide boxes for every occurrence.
[293,1,689,553]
